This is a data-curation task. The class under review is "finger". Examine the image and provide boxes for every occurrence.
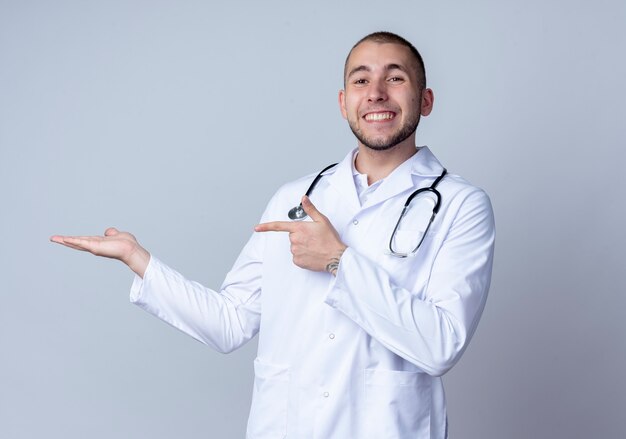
[50,236,92,252]
[56,241,90,252]
[255,221,297,233]
[60,236,101,252]
[301,196,326,222]
[50,235,65,244]
[50,235,88,245]
[51,234,99,242]
[104,227,119,236]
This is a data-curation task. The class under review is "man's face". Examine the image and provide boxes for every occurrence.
[339,41,432,151]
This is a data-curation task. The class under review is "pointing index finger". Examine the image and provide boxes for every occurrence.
[301,195,325,221]
[255,221,298,233]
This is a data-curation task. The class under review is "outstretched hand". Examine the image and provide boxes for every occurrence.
[50,227,150,278]
[254,196,346,275]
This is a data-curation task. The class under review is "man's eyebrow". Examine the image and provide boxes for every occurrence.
[347,65,370,79]
[346,63,409,79]
[386,63,408,73]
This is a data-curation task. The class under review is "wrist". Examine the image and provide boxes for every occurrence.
[325,245,347,276]
[126,245,150,278]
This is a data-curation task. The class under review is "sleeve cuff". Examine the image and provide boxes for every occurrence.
[324,246,353,308]
[129,254,155,303]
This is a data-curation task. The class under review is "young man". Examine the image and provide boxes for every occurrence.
[52,32,495,439]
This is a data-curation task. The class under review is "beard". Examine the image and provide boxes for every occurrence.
[348,111,421,151]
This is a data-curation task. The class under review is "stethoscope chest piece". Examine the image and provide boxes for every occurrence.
[288,205,307,220]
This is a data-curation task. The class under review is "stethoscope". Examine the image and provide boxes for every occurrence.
[287,163,447,258]
[288,163,339,220]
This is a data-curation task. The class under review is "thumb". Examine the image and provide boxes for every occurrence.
[104,227,120,236]
[301,196,325,222]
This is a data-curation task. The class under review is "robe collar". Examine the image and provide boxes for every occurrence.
[325,146,446,212]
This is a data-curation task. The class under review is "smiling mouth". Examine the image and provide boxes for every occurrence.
[364,111,396,121]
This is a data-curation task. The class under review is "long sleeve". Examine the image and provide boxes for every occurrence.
[325,188,495,376]
[130,230,265,354]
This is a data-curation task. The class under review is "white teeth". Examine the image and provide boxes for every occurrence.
[365,112,394,121]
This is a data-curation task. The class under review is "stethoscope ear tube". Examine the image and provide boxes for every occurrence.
[304,163,339,197]
[388,168,447,257]
[287,164,447,258]
[288,163,339,220]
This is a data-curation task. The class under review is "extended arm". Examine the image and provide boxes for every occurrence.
[50,227,263,353]
[130,236,263,353]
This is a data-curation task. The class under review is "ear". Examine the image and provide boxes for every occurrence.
[338,89,348,119]
[420,88,435,117]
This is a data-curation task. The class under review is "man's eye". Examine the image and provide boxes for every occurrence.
[353,79,367,85]
[388,77,404,82]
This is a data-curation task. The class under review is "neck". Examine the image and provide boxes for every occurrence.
[354,141,418,185]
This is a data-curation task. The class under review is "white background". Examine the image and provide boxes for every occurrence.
[1,0,625,437]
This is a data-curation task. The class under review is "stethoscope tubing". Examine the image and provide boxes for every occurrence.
[287,162,447,258]
[288,163,338,220]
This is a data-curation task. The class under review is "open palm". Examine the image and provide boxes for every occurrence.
[50,227,150,277]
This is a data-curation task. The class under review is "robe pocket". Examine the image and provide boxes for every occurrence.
[364,368,431,439]
[247,358,290,438]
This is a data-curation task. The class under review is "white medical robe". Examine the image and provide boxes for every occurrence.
[130,146,496,438]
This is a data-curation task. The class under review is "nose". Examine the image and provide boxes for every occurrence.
[367,79,388,102]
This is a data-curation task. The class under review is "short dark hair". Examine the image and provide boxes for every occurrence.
[344,31,426,90]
